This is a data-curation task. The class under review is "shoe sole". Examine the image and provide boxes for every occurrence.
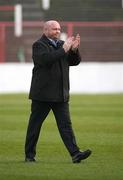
[25,158,36,162]
[72,150,92,163]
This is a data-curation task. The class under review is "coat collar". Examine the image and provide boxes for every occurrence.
[40,34,64,48]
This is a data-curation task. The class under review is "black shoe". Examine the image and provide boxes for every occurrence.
[25,157,36,162]
[72,149,92,163]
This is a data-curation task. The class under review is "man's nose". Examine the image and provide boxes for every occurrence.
[57,30,60,33]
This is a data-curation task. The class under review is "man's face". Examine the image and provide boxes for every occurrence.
[47,22,61,40]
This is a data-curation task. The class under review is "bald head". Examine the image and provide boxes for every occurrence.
[43,20,61,40]
[43,20,60,31]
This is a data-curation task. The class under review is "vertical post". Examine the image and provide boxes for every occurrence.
[0,25,6,62]
[14,4,22,37]
[42,0,50,10]
[67,23,73,37]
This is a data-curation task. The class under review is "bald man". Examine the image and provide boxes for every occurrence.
[25,20,92,163]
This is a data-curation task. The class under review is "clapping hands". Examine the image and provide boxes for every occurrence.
[71,34,80,51]
[63,34,80,52]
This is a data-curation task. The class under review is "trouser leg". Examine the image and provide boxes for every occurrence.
[52,102,80,156]
[25,100,50,158]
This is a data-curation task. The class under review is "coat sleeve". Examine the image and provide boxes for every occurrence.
[67,49,81,66]
[32,41,66,66]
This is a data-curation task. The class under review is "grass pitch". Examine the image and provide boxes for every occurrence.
[0,93,123,180]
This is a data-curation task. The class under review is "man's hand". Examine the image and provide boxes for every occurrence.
[63,37,74,52]
[71,34,80,52]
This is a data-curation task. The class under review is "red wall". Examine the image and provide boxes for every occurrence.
[0,26,5,62]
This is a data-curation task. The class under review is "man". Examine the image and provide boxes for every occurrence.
[25,20,92,163]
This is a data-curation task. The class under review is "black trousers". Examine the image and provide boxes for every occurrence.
[25,100,80,158]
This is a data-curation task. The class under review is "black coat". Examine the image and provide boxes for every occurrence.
[29,34,81,102]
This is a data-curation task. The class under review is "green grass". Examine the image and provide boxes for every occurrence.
[0,93,123,180]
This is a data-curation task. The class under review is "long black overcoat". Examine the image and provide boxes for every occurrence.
[29,34,81,102]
